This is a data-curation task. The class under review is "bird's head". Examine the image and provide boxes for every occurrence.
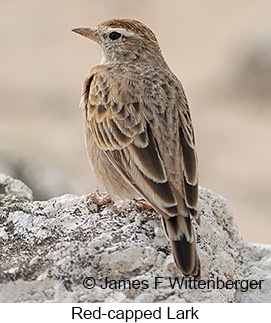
[72,18,164,65]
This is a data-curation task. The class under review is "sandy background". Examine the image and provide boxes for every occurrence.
[0,0,270,243]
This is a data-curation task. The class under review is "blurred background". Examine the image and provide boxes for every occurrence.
[0,0,270,243]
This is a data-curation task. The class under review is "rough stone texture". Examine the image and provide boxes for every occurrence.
[0,173,33,200]
[0,173,270,302]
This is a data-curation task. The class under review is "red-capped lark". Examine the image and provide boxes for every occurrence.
[73,19,200,277]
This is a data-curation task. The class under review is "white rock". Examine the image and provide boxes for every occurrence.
[0,174,270,302]
[0,173,33,200]
[154,226,164,237]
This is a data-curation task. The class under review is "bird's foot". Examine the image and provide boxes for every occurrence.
[136,200,153,209]
[87,188,112,206]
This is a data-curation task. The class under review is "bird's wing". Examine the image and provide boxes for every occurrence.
[140,74,199,220]
[82,67,198,221]
[167,79,199,218]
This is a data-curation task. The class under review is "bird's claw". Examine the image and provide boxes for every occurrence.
[136,200,153,209]
[87,188,112,205]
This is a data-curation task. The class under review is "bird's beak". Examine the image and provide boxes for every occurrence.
[72,27,100,43]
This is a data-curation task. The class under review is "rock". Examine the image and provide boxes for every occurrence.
[0,173,33,200]
[0,154,71,200]
[0,173,270,302]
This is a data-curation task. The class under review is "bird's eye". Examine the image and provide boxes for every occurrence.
[109,31,122,40]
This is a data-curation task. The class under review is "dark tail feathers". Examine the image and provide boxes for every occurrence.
[170,236,200,277]
[162,215,200,277]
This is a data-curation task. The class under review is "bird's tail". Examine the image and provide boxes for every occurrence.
[161,215,200,277]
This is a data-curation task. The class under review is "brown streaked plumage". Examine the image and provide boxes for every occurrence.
[73,18,200,276]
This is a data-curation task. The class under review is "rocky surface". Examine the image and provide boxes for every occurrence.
[0,173,270,302]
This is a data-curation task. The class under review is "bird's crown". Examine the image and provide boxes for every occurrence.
[97,18,158,43]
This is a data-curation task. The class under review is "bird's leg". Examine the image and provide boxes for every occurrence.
[87,188,112,205]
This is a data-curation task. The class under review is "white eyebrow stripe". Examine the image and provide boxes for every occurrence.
[106,27,135,37]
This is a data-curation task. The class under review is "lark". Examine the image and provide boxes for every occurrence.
[73,18,200,276]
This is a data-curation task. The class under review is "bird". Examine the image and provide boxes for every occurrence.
[72,18,200,277]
